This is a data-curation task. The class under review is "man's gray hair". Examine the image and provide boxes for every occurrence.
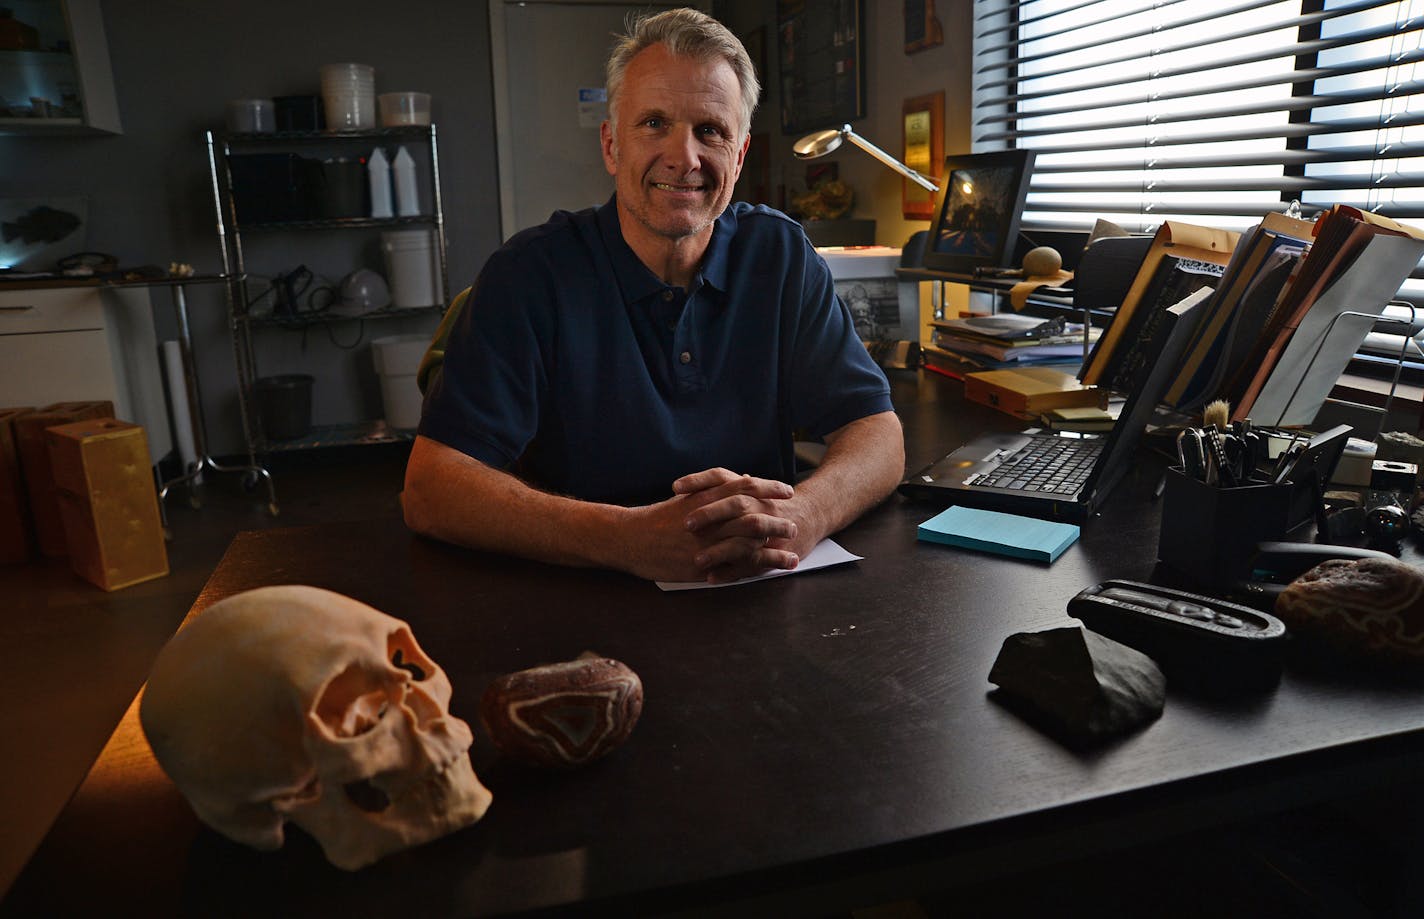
[606,8,760,137]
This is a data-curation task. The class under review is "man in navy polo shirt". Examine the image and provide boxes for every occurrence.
[404,8,904,584]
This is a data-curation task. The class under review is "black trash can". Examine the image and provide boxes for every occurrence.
[254,374,314,441]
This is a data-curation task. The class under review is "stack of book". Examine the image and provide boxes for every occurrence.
[923,313,1099,378]
[1218,206,1424,425]
[1079,220,1241,394]
[1080,208,1424,427]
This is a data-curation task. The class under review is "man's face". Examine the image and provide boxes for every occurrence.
[602,43,749,246]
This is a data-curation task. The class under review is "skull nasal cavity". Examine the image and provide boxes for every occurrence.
[391,648,427,681]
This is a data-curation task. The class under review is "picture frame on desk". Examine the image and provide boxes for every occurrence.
[922,149,1035,274]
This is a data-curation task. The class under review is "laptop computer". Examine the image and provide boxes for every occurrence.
[899,291,1208,523]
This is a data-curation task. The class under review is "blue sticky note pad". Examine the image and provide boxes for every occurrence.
[916,505,1080,563]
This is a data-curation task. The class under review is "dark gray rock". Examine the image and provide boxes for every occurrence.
[988,626,1166,744]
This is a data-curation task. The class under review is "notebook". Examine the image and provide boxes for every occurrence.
[898,290,1207,523]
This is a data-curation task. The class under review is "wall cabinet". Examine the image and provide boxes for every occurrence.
[206,125,448,463]
[0,0,121,134]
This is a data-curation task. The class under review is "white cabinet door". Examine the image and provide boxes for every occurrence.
[0,327,117,407]
[0,285,170,463]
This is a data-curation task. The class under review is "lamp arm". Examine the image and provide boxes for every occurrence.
[841,127,939,193]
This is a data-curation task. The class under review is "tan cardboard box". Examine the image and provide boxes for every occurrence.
[14,401,114,557]
[0,406,34,564]
[46,418,168,591]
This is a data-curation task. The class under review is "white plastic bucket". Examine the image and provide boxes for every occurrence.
[371,333,430,430]
[380,228,440,308]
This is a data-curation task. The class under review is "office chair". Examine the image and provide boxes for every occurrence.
[416,286,471,397]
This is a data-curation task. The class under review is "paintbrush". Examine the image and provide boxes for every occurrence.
[1202,399,1230,432]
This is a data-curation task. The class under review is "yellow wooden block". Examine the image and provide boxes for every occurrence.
[963,367,1107,418]
[45,418,168,591]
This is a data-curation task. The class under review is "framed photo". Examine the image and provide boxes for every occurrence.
[922,149,1036,274]
[904,0,944,54]
[777,0,865,135]
[741,26,766,84]
[902,91,943,220]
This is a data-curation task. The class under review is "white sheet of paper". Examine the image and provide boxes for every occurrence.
[655,538,862,591]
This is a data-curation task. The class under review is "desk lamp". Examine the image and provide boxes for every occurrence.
[792,124,939,193]
[792,124,930,372]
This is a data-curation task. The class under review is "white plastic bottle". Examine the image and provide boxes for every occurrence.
[367,147,393,219]
[392,146,421,217]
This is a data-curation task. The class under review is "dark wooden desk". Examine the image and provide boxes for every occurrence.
[7,372,1424,916]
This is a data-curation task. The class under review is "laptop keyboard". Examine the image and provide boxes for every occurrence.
[968,436,1099,496]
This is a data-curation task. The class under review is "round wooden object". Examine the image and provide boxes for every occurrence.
[1022,246,1063,277]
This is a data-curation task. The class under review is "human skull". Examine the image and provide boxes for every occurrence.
[139,585,492,870]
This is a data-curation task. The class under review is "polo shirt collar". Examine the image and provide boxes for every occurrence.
[596,194,735,299]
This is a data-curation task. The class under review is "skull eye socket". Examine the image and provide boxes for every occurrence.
[344,779,392,812]
[315,664,395,738]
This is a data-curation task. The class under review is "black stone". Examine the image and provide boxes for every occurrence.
[988,626,1166,744]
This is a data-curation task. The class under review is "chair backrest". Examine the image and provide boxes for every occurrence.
[417,286,471,396]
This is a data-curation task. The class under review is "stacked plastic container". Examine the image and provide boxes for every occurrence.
[381,229,441,308]
[320,63,376,131]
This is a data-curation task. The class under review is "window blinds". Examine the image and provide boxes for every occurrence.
[975,0,1424,236]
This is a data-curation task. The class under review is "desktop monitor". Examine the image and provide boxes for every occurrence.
[921,150,1035,274]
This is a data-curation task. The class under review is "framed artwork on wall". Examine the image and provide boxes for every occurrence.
[904,0,943,54]
[741,26,766,84]
[777,0,865,135]
[902,91,943,220]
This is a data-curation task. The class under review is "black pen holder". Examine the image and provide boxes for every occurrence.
[1158,467,1292,586]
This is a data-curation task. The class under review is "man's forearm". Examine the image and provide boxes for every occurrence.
[784,411,904,548]
[403,435,630,570]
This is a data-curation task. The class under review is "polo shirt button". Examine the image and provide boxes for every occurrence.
[679,351,692,364]
[661,289,674,301]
